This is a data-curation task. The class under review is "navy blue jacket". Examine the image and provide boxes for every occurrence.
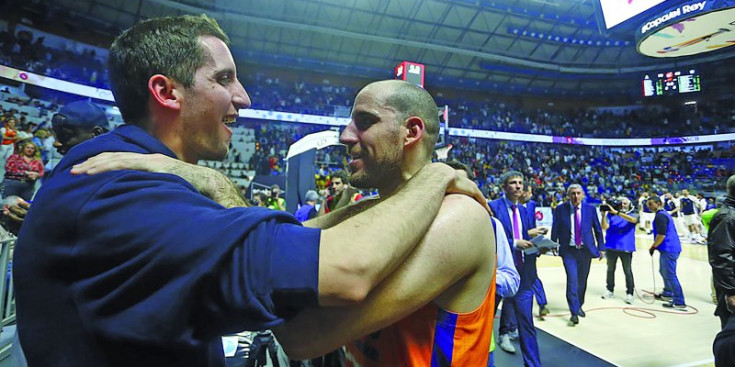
[551,201,604,258]
[525,199,537,225]
[489,197,535,253]
[14,125,321,367]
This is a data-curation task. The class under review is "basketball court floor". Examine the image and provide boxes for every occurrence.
[497,231,719,367]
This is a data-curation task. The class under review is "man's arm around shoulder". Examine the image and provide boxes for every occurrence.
[274,194,495,359]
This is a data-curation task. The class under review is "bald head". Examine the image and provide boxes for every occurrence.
[728,175,735,196]
[364,80,439,152]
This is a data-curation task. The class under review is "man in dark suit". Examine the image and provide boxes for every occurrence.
[489,171,542,367]
[551,184,604,326]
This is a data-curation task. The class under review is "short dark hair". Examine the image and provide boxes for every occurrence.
[108,14,229,127]
[647,196,662,205]
[331,169,350,184]
[445,160,473,179]
[499,170,523,187]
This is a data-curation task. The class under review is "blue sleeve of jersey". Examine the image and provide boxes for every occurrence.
[71,171,320,342]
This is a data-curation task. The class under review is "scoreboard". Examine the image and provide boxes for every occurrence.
[395,61,425,88]
[642,69,701,97]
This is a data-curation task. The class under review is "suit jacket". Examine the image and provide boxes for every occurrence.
[489,197,535,253]
[551,201,604,258]
[525,200,537,225]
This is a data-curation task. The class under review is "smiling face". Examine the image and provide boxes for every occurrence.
[339,84,404,190]
[177,36,250,163]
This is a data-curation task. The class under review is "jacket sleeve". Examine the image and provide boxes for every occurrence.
[72,171,321,343]
[551,205,560,243]
[492,217,520,298]
[591,206,604,251]
[709,210,735,296]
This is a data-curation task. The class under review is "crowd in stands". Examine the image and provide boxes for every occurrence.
[0,27,109,88]
[0,88,733,213]
[446,136,734,206]
[2,23,734,139]
[436,98,732,138]
[0,23,734,208]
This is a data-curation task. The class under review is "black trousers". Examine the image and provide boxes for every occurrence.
[605,249,634,295]
[715,313,735,367]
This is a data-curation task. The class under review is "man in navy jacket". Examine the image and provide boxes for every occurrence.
[488,171,542,367]
[551,184,604,325]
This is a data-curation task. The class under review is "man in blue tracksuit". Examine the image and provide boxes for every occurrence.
[647,196,686,309]
[489,170,541,367]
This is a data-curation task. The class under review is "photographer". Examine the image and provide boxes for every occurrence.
[600,197,638,304]
[266,184,286,211]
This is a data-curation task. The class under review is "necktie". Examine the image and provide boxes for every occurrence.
[511,204,521,240]
[511,204,523,266]
[574,205,582,248]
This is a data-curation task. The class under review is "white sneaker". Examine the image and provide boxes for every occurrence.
[625,294,634,304]
[508,329,519,340]
[601,290,614,299]
[498,334,516,354]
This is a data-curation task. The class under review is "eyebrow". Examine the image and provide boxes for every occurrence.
[351,110,378,119]
[214,68,236,78]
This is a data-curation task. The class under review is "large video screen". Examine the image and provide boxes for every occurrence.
[599,0,670,29]
[642,69,701,97]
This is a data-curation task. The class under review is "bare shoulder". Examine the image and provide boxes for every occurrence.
[439,194,490,223]
[431,195,495,312]
[432,194,494,253]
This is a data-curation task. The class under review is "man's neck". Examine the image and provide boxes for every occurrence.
[377,159,428,198]
[505,196,519,205]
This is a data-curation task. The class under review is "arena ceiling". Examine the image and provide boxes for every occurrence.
[26,0,735,98]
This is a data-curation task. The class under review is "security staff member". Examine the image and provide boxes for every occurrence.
[648,196,686,310]
[600,197,638,304]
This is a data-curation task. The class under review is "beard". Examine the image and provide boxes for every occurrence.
[349,151,402,190]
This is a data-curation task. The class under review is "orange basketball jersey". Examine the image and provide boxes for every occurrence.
[345,272,496,367]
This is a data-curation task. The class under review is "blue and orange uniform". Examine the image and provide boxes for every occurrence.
[345,274,496,367]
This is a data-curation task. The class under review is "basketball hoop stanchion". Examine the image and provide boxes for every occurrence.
[435,144,453,161]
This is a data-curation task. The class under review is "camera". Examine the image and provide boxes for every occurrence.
[600,199,623,212]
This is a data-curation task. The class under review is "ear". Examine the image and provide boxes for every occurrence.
[90,126,107,137]
[148,74,182,111]
[403,116,424,148]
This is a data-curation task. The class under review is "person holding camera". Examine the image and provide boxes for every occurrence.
[600,197,639,304]
[266,184,286,211]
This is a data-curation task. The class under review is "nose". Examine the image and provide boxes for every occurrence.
[232,79,251,110]
[339,122,358,146]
